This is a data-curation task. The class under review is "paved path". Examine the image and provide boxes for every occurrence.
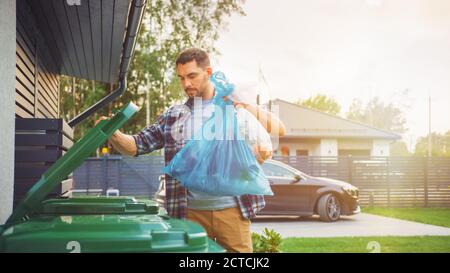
[251,213,450,237]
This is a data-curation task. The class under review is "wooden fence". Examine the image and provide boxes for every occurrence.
[273,156,450,207]
[73,155,163,198]
[73,155,450,207]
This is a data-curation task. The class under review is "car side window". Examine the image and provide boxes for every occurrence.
[263,163,297,179]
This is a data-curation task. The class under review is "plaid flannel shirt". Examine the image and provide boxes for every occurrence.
[132,98,265,219]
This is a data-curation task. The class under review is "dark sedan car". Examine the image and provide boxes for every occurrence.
[259,159,360,222]
[155,159,360,222]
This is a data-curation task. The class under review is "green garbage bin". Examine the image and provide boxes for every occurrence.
[0,102,225,253]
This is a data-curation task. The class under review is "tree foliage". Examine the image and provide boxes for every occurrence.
[346,97,407,134]
[414,131,450,157]
[390,141,411,156]
[60,0,246,142]
[296,94,341,115]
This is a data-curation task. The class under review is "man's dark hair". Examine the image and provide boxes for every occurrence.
[176,48,210,69]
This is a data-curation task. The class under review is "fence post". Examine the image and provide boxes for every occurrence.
[347,155,353,184]
[86,159,91,193]
[386,158,391,208]
[118,157,122,194]
[369,191,374,208]
[102,155,108,194]
[424,157,429,208]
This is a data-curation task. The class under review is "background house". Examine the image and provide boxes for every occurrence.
[270,99,401,157]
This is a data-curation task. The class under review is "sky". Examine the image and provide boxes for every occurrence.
[211,0,450,151]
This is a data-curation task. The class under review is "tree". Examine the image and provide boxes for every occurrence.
[296,94,341,115]
[414,131,450,157]
[60,78,110,141]
[390,141,411,156]
[346,97,407,134]
[60,0,246,143]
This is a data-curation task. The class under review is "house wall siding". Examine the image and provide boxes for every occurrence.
[13,0,68,209]
[338,139,372,150]
[278,138,392,157]
[16,0,60,119]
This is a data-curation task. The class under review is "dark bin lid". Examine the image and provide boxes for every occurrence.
[6,102,140,225]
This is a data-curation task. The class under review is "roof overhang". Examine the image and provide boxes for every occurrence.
[27,0,145,83]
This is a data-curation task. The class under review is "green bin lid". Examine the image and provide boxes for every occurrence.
[6,102,140,225]
[38,196,160,215]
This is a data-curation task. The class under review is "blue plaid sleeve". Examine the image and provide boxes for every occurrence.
[132,111,167,156]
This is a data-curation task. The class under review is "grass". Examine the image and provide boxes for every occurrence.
[280,236,450,253]
[279,208,450,253]
[131,201,450,252]
[362,207,450,228]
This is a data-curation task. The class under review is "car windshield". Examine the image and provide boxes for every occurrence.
[262,161,307,180]
[262,160,311,179]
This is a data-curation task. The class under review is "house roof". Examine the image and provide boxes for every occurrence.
[270,98,401,140]
[26,0,144,83]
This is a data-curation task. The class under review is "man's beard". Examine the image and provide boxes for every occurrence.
[185,88,204,98]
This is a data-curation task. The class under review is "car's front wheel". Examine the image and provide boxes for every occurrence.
[317,193,341,222]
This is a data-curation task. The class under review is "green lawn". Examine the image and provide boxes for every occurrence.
[134,201,450,252]
[279,208,450,253]
[362,207,450,228]
[280,236,450,253]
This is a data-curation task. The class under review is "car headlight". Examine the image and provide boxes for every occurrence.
[343,186,359,198]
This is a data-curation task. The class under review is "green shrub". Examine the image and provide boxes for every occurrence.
[252,228,282,253]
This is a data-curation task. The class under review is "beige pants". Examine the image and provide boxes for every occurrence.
[187,207,253,253]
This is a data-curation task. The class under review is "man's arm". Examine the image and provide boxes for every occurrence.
[234,102,286,164]
[97,111,166,156]
[241,103,286,137]
[95,116,137,156]
[109,130,138,156]
[224,96,286,138]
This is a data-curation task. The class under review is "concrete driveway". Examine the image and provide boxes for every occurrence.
[251,213,450,238]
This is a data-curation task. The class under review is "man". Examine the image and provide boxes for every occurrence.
[102,48,285,252]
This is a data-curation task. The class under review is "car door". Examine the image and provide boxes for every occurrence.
[262,162,311,214]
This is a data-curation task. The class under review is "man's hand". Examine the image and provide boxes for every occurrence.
[223,96,248,109]
[95,114,121,138]
[252,145,273,164]
[94,114,137,156]
[95,115,109,126]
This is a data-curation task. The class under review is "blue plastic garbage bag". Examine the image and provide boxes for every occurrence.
[162,71,273,196]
